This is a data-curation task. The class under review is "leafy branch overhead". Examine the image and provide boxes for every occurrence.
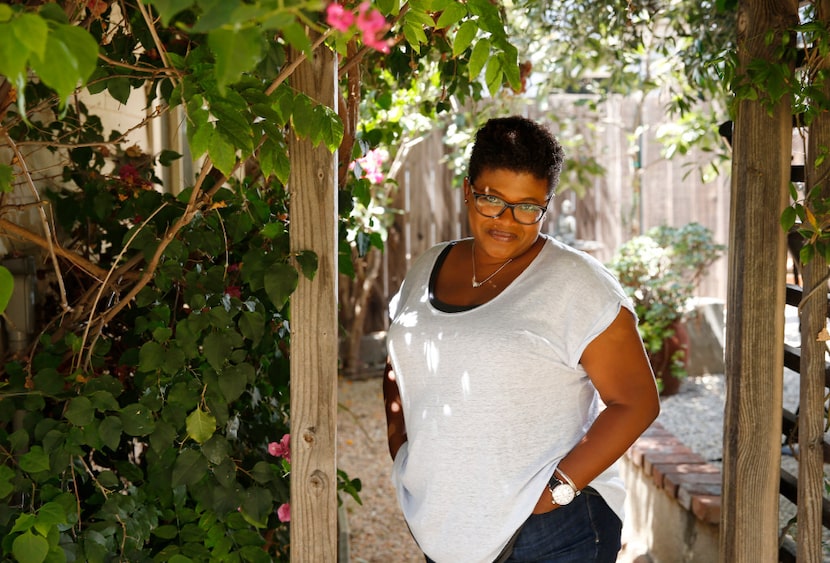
[0,0,520,561]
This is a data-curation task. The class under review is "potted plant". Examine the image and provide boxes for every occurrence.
[607,223,726,395]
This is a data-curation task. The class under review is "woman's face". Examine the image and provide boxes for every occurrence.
[464,168,550,262]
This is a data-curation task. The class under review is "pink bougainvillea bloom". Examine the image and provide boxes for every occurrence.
[356,2,391,53]
[268,434,291,463]
[225,285,242,299]
[356,2,387,34]
[326,3,354,32]
[277,503,291,522]
[363,34,391,54]
[349,148,388,184]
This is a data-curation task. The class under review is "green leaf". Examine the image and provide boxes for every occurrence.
[250,461,273,484]
[32,368,63,395]
[172,449,208,487]
[208,27,264,93]
[0,5,12,21]
[158,149,183,166]
[190,0,240,32]
[453,20,477,57]
[0,266,13,314]
[98,416,123,451]
[201,434,229,465]
[185,408,216,444]
[436,3,467,28]
[291,94,313,139]
[0,465,15,499]
[468,38,490,79]
[403,18,429,50]
[65,397,95,427]
[0,24,29,86]
[311,105,344,153]
[207,128,237,177]
[13,13,48,60]
[780,206,797,231]
[13,530,49,563]
[119,403,155,436]
[203,332,232,371]
[296,250,318,281]
[19,446,50,474]
[30,23,99,103]
[144,0,195,26]
[138,341,165,372]
[485,55,503,96]
[238,311,265,346]
[219,362,253,402]
[107,77,132,105]
[259,136,290,184]
[281,22,312,56]
[212,101,254,154]
[263,263,299,310]
[35,502,66,529]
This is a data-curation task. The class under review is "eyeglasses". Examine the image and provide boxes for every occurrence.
[470,189,551,225]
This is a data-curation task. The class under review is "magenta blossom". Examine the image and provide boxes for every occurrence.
[268,434,291,463]
[325,3,354,31]
[277,503,291,523]
[356,3,391,54]
[349,148,388,184]
[357,2,386,34]
[325,2,391,54]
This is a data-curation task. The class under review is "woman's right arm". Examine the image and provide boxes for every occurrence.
[383,361,407,460]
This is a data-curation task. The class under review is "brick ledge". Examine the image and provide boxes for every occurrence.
[625,422,721,525]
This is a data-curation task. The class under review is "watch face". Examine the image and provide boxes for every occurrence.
[552,483,575,506]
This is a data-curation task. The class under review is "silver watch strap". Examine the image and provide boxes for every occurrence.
[555,467,580,495]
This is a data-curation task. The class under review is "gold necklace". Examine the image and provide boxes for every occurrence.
[471,242,513,288]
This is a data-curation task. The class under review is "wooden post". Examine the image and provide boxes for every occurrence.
[799,4,830,559]
[288,41,339,562]
[721,1,797,560]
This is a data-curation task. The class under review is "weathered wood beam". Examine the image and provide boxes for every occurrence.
[721,1,797,560]
[798,2,830,558]
[288,39,339,562]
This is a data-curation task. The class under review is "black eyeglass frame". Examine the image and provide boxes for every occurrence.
[469,189,553,225]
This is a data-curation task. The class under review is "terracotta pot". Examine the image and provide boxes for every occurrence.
[648,321,689,397]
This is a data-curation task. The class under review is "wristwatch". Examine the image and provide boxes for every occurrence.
[549,469,580,506]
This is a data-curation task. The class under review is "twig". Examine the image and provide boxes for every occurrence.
[136,2,179,89]
[78,202,169,371]
[0,127,71,312]
[265,29,334,96]
[0,218,110,282]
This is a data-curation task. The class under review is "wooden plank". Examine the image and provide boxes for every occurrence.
[798,4,830,553]
[720,2,797,560]
[287,40,339,563]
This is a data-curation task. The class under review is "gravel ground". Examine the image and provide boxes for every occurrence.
[337,374,423,563]
[336,309,828,563]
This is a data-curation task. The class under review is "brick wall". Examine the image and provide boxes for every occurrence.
[619,423,721,562]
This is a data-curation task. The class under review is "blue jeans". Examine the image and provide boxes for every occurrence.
[425,490,621,563]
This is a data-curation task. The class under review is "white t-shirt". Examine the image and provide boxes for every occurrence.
[387,235,634,563]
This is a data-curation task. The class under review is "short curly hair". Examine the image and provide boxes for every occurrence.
[467,116,565,195]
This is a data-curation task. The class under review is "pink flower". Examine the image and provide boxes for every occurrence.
[225,286,242,299]
[356,3,391,53]
[357,3,386,34]
[277,503,291,522]
[349,148,387,184]
[326,3,354,32]
[268,434,291,463]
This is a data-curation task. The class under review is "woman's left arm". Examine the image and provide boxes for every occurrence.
[532,307,660,513]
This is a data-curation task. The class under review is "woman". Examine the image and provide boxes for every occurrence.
[383,116,660,563]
